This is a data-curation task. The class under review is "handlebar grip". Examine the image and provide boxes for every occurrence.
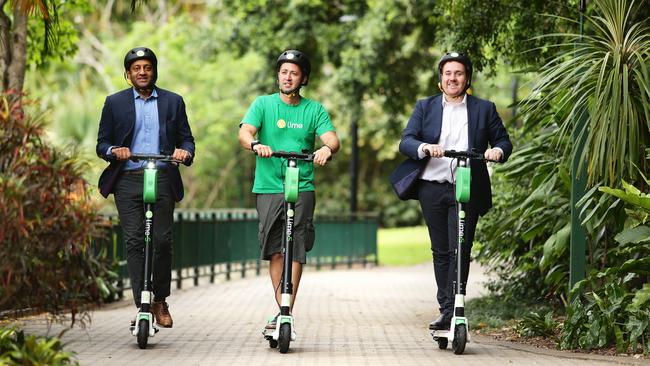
[423,148,499,162]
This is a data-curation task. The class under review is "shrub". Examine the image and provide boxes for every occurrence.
[516,311,559,339]
[0,327,78,366]
[0,92,115,322]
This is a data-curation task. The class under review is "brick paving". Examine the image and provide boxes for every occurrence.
[18,263,649,366]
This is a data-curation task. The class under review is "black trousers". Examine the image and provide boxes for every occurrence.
[114,171,175,308]
[418,180,479,317]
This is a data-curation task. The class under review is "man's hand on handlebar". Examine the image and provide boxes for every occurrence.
[111,147,131,161]
[252,144,273,158]
[313,146,332,166]
[172,148,191,164]
[422,144,444,158]
[484,148,502,162]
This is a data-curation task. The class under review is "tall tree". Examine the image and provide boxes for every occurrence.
[1,0,79,99]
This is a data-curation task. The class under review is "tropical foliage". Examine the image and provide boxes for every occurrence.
[0,92,114,320]
[0,327,78,366]
[560,178,650,353]
[519,0,650,186]
[475,0,650,353]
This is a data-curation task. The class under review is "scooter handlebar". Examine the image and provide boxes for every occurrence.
[271,150,315,161]
[424,149,499,163]
[129,153,183,164]
[253,149,333,162]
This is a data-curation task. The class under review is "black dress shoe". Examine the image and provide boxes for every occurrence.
[428,314,452,330]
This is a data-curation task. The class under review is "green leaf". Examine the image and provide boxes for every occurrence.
[614,225,650,244]
[630,283,650,310]
[614,325,626,353]
[600,186,650,211]
[540,223,570,270]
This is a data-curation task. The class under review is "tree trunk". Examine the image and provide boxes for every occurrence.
[7,6,26,97]
[0,0,10,91]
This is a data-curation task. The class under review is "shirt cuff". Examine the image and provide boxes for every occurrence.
[417,143,427,160]
[106,146,114,158]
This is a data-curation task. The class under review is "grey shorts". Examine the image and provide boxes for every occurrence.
[256,191,316,264]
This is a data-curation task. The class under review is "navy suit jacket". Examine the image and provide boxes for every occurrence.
[96,87,195,202]
[398,94,512,215]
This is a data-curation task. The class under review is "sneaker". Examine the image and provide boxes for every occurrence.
[151,300,173,328]
[265,313,280,330]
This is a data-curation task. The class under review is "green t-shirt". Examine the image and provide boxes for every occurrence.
[241,93,335,194]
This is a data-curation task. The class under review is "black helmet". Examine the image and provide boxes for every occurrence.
[438,52,472,91]
[124,47,158,84]
[276,50,311,86]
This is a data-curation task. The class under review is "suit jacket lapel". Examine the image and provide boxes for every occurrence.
[431,95,443,143]
[467,95,478,149]
[157,89,168,148]
[123,90,136,146]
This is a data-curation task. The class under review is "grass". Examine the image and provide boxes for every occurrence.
[377,226,431,266]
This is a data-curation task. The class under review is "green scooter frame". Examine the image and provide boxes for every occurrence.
[126,153,178,349]
[261,150,315,354]
[429,150,494,355]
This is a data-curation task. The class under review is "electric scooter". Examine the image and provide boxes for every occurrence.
[125,153,181,349]
[428,149,496,355]
[260,150,315,354]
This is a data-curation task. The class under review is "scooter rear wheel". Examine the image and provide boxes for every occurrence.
[269,339,278,348]
[278,323,291,353]
[137,319,149,349]
[452,324,467,354]
[437,338,448,349]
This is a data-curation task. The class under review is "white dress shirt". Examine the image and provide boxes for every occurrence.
[418,94,468,183]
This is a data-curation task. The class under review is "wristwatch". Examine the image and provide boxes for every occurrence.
[250,140,260,152]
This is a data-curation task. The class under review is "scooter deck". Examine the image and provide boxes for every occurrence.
[431,329,451,339]
[129,325,160,333]
[430,319,471,343]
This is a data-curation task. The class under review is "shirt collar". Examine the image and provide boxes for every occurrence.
[132,87,158,100]
[441,93,467,107]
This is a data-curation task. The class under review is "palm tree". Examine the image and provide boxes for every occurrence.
[0,0,57,96]
[521,0,650,187]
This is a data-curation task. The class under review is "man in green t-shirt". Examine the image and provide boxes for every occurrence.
[238,50,340,332]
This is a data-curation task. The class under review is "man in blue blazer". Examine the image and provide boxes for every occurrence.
[96,47,195,328]
[398,52,512,331]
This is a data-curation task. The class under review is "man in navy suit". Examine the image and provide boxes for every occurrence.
[96,47,195,328]
[398,52,512,331]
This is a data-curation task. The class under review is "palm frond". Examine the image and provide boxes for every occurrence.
[520,0,650,187]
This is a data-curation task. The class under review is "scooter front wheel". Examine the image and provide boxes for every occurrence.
[137,319,149,349]
[278,323,291,353]
[452,324,467,354]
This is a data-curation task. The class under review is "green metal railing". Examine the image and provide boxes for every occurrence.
[102,209,378,298]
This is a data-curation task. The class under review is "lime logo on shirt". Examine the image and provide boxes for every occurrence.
[276,119,303,129]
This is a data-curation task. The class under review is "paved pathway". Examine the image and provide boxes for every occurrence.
[19,263,649,366]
